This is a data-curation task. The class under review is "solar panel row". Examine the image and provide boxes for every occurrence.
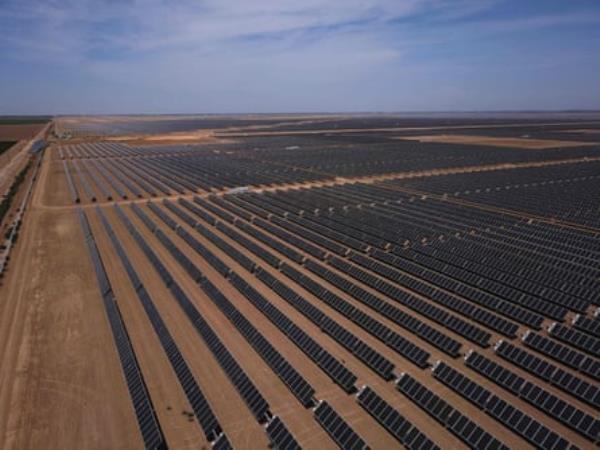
[237,220,306,264]
[255,217,328,260]
[396,372,508,450]
[191,214,257,274]
[313,401,369,450]
[465,351,599,441]
[138,204,314,413]
[81,159,113,200]
[229,271,357,393]
[285,188,546,327]
[184,200,427,379]
[494,340,599,409]
[523,331,600,381]
[179,198,217,225]
[350,251,518,339]
[549,323,600,358]
[115,204,273,424]
[388,246,549,327]
[411,242,589,314]
[100,159,142,197]
[200,277,317,407]
[254,182,595,315]
[241,212,462,358]
[146,201,478,448]
[149,201,359,394]
[194,196,236,223]
[280,262,430,369]
[573,314,600,338]
[309,257,461,357]
[78,209,166,450]
[71,160,96,202]
[336,252,491,347]
[265,416,302,450]
[210,195,254,221]
[356,386,439,449]
[121,159,170,195]
[93,159,129,198]
[215,219,282,268]
[63,160,80,203]
[95,207,227,443]
[217,195,509,346]
[432,361,579,450]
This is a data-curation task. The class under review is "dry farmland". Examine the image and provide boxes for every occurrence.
[1,114,599,450]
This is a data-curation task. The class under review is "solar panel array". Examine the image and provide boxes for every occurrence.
[395,160,600,228]
[432,362,580,450]
[66,123,600,448]
[95,207,228,443]
[78,209,167,450]
[357,386,439,449]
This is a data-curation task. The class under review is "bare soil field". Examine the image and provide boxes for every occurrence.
[396,134,597,149]
[105,130,233,146]
[0,124,46,141]
[0,209,142,449]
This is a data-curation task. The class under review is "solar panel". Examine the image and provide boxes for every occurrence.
[431,362,578,450]
[396,372,509,450]
[465,351,599,442]
[96,207,225,442]
[495,340,599,409]
[78,209,166,450]
[357,386,439,449]
[114,204,272,424]
[211,433,233,450]
[314,401,369,450]
[266,417,302,450]
[549,323,600,358]
[523,331,600,381]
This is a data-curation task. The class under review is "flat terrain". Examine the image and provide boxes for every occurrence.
[1,114,599,450]
[0,124,47,141]
[0,123,50,235]
[396,134,596,149]
[0,142,28,195]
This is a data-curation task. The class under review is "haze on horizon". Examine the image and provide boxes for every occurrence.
[1,0,599,115]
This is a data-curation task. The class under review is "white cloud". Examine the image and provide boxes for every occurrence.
[1,0,599,113]
[0,0,493,57]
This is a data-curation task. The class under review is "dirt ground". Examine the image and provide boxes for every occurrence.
[0,143,29,195]
[0,124,46,141]
[0,154,36,238]
[396,134,597,149]
[0,151,142,449]
[105,131,233,146]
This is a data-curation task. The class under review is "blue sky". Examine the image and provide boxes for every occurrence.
[1,0,599,114]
